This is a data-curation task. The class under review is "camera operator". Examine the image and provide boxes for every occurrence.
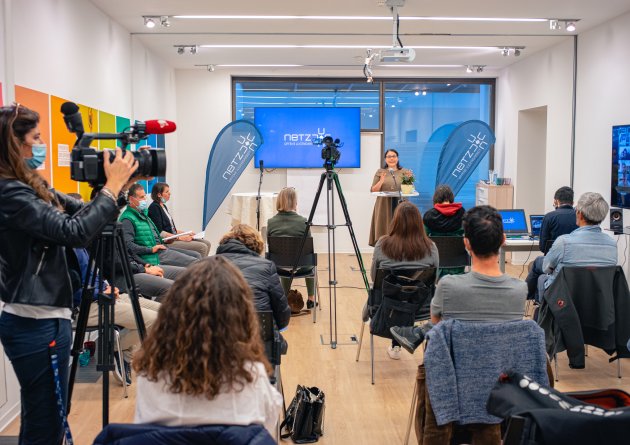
[0,104,137,444]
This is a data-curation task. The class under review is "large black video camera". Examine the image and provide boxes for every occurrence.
[61,102,167,187]
[319,136,342,170]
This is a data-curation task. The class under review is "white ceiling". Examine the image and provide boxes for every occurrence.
[90,0,630,75]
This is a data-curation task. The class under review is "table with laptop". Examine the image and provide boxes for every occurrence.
[498,209,544,273]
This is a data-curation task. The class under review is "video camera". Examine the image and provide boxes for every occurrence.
[61,102,168,187]
[315,136,342,170]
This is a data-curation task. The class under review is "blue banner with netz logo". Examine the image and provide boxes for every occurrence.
[435,120,495,196]
[202,120,263,229]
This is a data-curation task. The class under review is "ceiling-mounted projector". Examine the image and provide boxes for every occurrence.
[379,47,416,63]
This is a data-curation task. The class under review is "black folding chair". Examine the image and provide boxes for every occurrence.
[267,236,320,322]
[429,235,470,278]
[356,267,437,384]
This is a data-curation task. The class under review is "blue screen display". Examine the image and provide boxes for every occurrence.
[254,107,361,168]
[498,209,528,233]
[530,216,543,235]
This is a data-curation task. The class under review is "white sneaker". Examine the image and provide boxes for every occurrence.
[387,345,401,360]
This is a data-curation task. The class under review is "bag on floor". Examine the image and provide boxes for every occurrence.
[288,289,305,314]
[280,385,325,443]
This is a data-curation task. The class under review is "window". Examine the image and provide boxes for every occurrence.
[233,79,380,130]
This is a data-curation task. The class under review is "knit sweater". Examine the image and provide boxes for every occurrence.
[424,319,549,426]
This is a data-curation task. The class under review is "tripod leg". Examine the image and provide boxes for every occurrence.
[114,232,146,340]
[332,173,371,295]
[287,172,327,291]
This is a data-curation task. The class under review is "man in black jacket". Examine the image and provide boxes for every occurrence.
[526,186,578,301]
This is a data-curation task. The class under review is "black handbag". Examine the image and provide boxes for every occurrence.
[280,385,325,443]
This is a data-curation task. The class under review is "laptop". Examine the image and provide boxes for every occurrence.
[529,215,544,239]
[498,209,529,238]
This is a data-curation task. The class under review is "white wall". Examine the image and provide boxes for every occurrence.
[573,10,630,271]
[0,0,176,430]
[173,69,384,253]
[497,38,575,214]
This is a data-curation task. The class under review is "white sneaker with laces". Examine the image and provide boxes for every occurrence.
[387,345,401,360]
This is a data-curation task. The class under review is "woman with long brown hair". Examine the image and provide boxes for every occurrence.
[134,256,282,433]
[0,104,137,443]
[370,201,439,359]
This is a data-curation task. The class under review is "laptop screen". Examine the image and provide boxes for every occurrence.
[530,215,544,236]
[498,209,528,234]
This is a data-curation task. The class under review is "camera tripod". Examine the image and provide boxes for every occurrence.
[288,165,370,349]
[67,221,146,427]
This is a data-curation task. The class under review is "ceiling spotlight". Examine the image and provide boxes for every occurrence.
[160,16,171,27]
[514,48,521,56]
[565,21,576,32]
[466,65,473,73]
[414,90,420,96]
[143,16,156,28]
[476,66,484,73]
[176,46,185,55]
[207,64,215,72]
[422,90,427,96]
[190,45,198,55]
[549,19,561,30]
[501,47,509,57]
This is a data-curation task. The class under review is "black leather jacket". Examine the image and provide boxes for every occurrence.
[0,179,119,308]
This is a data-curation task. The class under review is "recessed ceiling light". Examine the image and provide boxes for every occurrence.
[174,15,547,23]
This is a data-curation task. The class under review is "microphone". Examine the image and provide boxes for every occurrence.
[60,102,84,136]
[389,168,403,202]
[132,119,177,135]
[259,159,264,172]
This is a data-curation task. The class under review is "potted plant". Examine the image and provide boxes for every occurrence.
[400,169,415,194]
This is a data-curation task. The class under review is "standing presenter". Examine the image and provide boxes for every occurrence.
[369,149,406,246]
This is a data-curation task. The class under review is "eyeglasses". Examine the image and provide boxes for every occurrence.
[385,155,398,159]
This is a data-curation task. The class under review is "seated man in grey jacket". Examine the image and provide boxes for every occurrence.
[391,205,527,351]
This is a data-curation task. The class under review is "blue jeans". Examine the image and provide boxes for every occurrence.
[0,312,71,445]
[525,256,545,301]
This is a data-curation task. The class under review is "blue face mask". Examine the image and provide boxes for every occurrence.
[160,197,167,204]
[137,199,148,212]
[25,144,47,170]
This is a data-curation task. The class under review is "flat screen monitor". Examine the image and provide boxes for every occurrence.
[611,124,630,209]
[498,209,528,235]
[253,107,361,168]
[529,215,544,237]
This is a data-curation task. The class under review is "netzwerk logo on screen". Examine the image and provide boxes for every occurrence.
[283,128,329,146]
[222,133,258,181]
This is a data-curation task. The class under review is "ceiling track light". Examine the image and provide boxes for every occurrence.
[143,16,156,28]
[175,45,198,55]
[499,46,524,57]
[549,18,579,32]
[465,65,485,73]
[144,15,172,28]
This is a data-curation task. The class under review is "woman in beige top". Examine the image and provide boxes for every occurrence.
[369,149,406,246]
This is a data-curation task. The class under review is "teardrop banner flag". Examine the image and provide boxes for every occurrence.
[435,120,495,196]
[202,120,263,229]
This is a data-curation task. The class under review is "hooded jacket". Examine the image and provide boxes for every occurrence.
[215,239,290,330]
[423,203,465,235]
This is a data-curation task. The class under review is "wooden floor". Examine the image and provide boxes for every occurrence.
[2,255,630,444]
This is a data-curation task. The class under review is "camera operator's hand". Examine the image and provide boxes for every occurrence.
[103,147,138,196]
[152,244,167,253]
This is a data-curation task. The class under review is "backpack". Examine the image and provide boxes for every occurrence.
[288,289,305,314]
